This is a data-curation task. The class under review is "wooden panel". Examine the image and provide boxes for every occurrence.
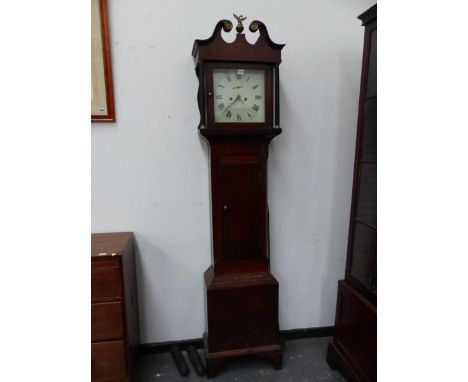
[91,256,120,267]
[120,236,140,377]
[220,160,262,261]
[91,340,127,381]
[355,163,376,227]
[92,302,124,342]
[210,143,269,274]
[92,265,122,303]
[334,280,376,380]
[92,232,132,257]
[206,271,279,353]
[365,30,377,97]
[360,100,377,163]
[350,223,376,289]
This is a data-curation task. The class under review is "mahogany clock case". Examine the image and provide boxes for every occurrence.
[193,18,285,377]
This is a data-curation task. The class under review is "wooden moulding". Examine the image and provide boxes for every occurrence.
[204,331,282,378]
[138,325,335,354]
[192,19,284,64]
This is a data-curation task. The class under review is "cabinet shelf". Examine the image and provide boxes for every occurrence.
[354,218,376,230]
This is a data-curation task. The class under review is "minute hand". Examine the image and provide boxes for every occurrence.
[224,95,241,112]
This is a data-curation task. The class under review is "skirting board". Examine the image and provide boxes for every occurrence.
[139,326,335,355]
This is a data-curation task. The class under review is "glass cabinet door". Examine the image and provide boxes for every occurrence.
[348,28,377,296]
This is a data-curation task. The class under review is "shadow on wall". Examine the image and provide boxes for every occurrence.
[132,237,146,340]
[320,49,361,324]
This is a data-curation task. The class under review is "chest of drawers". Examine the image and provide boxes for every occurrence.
[91,232,139,381]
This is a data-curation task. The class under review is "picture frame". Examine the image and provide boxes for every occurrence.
[91,0,115,122]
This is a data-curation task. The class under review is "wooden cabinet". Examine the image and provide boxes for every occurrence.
[91,232,139,382]
[327,4,377,382]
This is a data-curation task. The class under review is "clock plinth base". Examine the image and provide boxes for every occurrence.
[204,266,282,377]
[204,332,282,378]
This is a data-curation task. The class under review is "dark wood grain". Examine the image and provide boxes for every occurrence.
[91,232,133,257]
[193,19,285,376]
[92,302,124,342]
[327,281,376,382]
[205,267,280,353]
[120,232,140,377]
[327,5,377,382]
[91,341,127,381]
[91,265,123,303]
[91,232,139,381]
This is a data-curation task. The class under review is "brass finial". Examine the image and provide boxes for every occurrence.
[223,20,233,32]
[249,21,259,32]
[233,13,247,33]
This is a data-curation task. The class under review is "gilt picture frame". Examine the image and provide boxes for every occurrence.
[91,0,115,122]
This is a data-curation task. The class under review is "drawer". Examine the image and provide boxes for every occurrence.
[92,266,122,303]
[92,302,124,342]
[91,340,127,381]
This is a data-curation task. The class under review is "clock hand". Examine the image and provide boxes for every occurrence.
[224,95,241,112]
[223,98,237,113]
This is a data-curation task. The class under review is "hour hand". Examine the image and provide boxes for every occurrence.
[226,95,241,110]
[223,96,238,112]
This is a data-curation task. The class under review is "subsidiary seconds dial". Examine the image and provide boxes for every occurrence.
[213,68,266,123]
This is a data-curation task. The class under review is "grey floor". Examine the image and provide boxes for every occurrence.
[136,337,346,381]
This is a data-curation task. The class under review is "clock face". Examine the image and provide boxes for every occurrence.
[213,68,266,123]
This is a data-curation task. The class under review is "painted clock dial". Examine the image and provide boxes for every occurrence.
[213,68,265,123]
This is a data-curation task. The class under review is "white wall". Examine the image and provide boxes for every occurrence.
[92,0,375,344]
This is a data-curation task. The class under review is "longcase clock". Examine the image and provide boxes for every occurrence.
[192,15,285,377]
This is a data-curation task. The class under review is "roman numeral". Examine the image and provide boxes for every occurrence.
[225,72,231,81]
[246,76,250,82]
[252,104,259,112]
[236,73,242,80]
[226,110,232,119]
[255,95,261,100]
[215,95,222,99]
[217,84,224,88]
[247,112,252,119]
[252,84,259,89]
[218,103,225,110]
[237,114,241,122]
